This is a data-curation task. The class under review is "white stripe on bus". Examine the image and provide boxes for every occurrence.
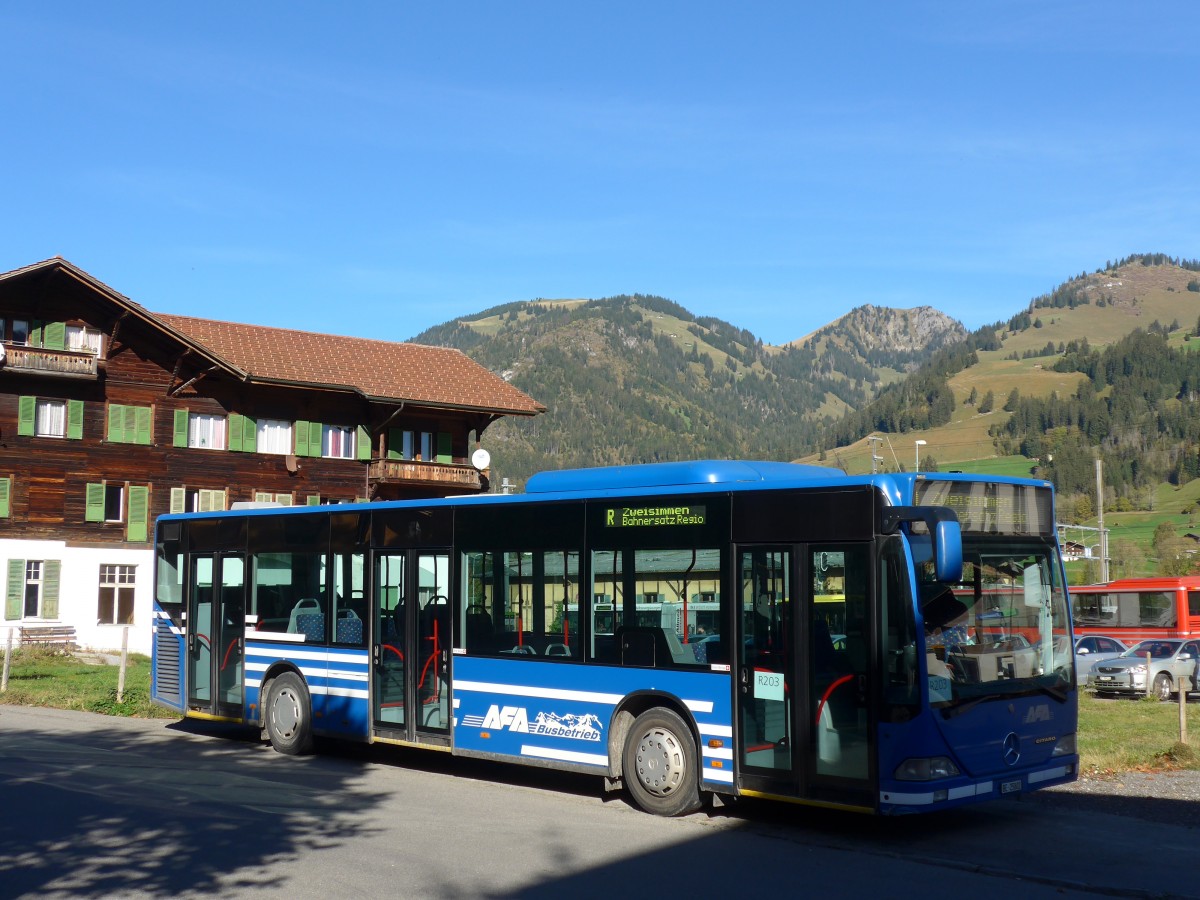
[520,745,608,767]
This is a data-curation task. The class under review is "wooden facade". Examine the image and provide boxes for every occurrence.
[0,258,543,652]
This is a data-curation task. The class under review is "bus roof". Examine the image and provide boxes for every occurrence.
[524,460,843,493]
[159,461,1054,523]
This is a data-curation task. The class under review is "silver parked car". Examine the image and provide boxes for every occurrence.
[1090,639,1200,700]
[1072,635,1128,686]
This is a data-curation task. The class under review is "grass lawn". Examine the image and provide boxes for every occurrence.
[0,646,175,718]
[1074,690,1199,774]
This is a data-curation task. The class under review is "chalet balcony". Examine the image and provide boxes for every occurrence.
[1,343,99,379]
[368,457,483,497]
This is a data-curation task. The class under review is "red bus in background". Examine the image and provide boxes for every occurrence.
[1070,576,1200,641]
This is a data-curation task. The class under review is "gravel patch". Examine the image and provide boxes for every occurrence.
[1031,770,1200,827]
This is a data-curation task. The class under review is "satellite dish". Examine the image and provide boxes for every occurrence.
[471,448,491,470]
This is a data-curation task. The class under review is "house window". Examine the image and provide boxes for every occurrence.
[66,325,103,355]
[104,484,124,523]
[11,319,29,345]
[35,399,66,438]
[98,564,136,626]
[189,414,227,450]
[23,561,43,618]
[322,424,355,459]
[257,419,293,455]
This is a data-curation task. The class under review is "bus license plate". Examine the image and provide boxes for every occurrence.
[1001,779,1022,794]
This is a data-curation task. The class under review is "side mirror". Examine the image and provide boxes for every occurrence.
[1077,647,1090,655]
[933,518,963,583]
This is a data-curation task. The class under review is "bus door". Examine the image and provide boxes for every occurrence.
[736,544,875,806]
[737,547,797,796]
[373,551,452,743]
[186,552,246,718]
[806,544,873,807]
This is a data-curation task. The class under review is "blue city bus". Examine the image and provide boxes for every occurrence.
[150,460,1077,815]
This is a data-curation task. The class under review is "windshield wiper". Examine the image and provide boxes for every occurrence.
[940,682,1068,719]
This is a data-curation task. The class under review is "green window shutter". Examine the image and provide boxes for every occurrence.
[228,413,243,452]
[306,494,321,506]
[127,486,149,542]
[107,404,125,441]
[275,494,293,507]
[170,487,186,514]
[387,427,403,460]
[30,321,43,347]
[135,406,152,445]
[85,482,106,522]
[254,492,273,503]
[436,432,452,464]
[41,560,61,619]
[356,425,371,461]
[43,322,66,351]
[67,400,85,440]
[173,409,190,447]
[294,420,311,457]
[6,559,25,620]
[243,416,257,452]
[308,421,323,457]
[18,396,36,436]
[0,475,11,518]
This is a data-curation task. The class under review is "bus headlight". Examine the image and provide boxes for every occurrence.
[894,757,961,781]
[1051,733,1077,757]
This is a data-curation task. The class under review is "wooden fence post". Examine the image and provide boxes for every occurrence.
[1179,674,1189,745]
[117,625,129,703]
[1,627,12,693]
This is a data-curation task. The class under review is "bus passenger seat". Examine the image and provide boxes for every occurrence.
[287,598,322,633]
[295,612,326,642]
[336,610,363,644]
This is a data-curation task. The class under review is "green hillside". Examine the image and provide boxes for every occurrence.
[411,295,960,489]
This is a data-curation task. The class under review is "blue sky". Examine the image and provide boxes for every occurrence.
[3,2,1198,345]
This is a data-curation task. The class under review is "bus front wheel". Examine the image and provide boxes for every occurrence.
[622,708,701,816]
[265,672,314,755]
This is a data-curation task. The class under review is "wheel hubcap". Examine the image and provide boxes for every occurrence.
[635,727,684,796]
[274,688,300,737]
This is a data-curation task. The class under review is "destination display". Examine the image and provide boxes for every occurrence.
[913,480,1053,536]
[605,505,707,528]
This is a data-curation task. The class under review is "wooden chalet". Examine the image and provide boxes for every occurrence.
[0,257,543,653]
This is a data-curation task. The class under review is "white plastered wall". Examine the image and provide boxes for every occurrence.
[0,539,154,656]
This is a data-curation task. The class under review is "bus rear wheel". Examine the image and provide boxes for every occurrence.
[622,708,701,816]
[265,672,314,755]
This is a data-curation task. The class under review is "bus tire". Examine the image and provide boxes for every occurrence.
[622,707,700,816]
[265,671,314,755]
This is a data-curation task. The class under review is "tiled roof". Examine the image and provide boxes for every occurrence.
[155,314,544,415]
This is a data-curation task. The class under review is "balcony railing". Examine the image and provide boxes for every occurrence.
[367,458,483,494]
[1,343,99,379]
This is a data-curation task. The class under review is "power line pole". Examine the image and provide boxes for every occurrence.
[1096,458,1109,582]
[867,435,883,474]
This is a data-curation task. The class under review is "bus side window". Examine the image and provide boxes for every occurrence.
[461,550,579,659]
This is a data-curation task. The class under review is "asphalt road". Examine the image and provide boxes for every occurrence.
[0,704,1194,899]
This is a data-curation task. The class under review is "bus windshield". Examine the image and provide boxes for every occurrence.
[919,536,1070,710]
